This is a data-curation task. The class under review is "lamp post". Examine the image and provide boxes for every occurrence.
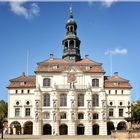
[0,118,3,139]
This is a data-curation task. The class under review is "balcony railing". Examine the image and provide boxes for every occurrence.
[55,85,89,91]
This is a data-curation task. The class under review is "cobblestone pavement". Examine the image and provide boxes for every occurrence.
[1,135,140,140]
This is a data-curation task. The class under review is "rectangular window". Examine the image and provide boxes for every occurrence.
[60,94,67,106]
[92,94,99,107]
[21,90,24,94]
[15,90,18,94]
[60,112,66,119]
[78,94,84,106]
[109,90,111,94]
[27,90,30,94]
[43,94,50,106]
[15,108,20,117]
[44,112,50,119]
[121,90,123,94]
[109,109,114,117]
[119,109,123,117]
[115,90,117,94]
[25,108,30,116]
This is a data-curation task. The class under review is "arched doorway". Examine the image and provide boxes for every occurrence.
[59,124,68,135]
[107,122,115,135]
[92,124,99,135]
[43,124,52,135]
[117,121,127,130]
[24,121,33,134]
[10,121,21,134]
[77,124,85,135]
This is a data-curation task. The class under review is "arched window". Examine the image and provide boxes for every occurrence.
[92,79,99,87]
[69,40,74,49]
[60,112,67,119]
[78,113,84,119]
[78,94,84,106]
[60,94,67,106]
[70,26,73,32]
[43,78,51,87]
[43,94,50,106]
[93,113,98,119]
[44,112,50,119]
[92,94,99,107]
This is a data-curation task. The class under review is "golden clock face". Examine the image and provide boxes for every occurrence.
[68,74,76,82]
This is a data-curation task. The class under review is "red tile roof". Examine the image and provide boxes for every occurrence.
[7,73,36,88]
[104,72,132,89]
[35,58,104,73]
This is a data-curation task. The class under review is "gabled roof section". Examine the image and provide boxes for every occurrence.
[35,55,105,73]
[8,73,36,88]
[104,72,132,89]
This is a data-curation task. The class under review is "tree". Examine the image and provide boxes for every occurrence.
[131,100,140,122]
[0,100,8,120]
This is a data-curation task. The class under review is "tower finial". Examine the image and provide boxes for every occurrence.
[70,0,73,18]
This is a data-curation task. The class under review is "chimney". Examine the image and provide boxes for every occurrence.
[50,53,53,60]
[114,72,118,76]
[85,55,89,59]
[22,72,26,76]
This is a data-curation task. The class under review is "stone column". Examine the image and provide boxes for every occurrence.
[99,121,107,135]
[21,127,24,135]
[8,127,11,134]
[13,127,16,135]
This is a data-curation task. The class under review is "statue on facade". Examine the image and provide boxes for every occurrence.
[53,113,56,122]
[71,100,74,108]
[71,112,75,121]
[53,100,56,109]
[88,112,92,121]
[35,100,39,108]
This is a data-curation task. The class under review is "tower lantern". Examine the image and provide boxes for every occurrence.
[62,4,81,62]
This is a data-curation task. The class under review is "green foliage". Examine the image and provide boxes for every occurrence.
[132,100,140,122]
[0,100,8,120]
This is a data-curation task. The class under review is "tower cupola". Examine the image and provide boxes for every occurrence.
[62,4,81,62]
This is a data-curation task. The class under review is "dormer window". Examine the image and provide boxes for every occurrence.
[20,82,26,86]
[53,65,59,69]
[43,78,51,87]
[86,66,91,70]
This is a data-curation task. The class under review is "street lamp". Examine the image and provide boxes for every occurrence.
[0,118,4,139]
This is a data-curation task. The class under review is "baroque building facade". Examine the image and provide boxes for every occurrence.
[7,6,131,136]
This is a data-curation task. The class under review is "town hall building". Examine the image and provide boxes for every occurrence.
[7,5,132,136]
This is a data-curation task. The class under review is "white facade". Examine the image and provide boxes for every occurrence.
[8,70,131,135]
[7,6,131,136]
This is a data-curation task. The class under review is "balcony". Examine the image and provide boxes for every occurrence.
[55,85,88,91]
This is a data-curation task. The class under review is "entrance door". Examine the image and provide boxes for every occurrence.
[77,124,84,135]
[43,124,52,135]
[59,124,68,135]
[117,122,127,130]
[92,124,99,135]
[107,122,115,135]
[24,121,33,134]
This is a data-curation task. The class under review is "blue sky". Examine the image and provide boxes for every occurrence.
[0,1,140,101]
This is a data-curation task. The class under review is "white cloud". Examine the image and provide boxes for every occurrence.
[88,0,117,8]
[105,48,128,55]
[102,0,118,8]
[9,2,40,19]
